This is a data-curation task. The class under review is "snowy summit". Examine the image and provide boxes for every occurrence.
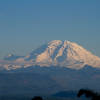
[25,40,100,69]
[1,40,100,70]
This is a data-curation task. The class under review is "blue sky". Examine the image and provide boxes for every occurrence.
[0,0,100,58]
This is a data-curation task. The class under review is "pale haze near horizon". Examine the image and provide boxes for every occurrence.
[0,0,100,59]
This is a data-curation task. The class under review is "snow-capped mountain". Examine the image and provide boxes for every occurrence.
[24,40,100,69]
[1,40,100,70]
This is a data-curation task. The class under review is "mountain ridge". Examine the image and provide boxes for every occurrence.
[1,40,100,70]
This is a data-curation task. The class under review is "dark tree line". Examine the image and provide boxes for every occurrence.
[31,89,100,100]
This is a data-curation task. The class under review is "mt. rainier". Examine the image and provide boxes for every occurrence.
[24,40,100,69]
[2,40,100,70]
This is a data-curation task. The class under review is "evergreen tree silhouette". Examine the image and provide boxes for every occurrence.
[77,89,100,100]
[32,96,43,100]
